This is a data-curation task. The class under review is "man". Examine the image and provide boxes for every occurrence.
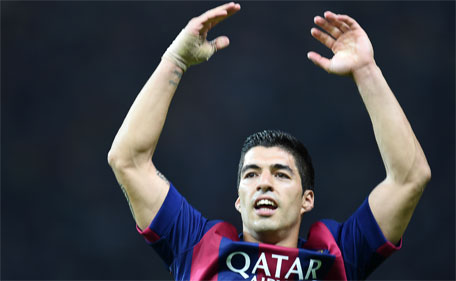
[108,2,431,280]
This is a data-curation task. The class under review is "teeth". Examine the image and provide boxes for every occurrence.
[256,199,276,207]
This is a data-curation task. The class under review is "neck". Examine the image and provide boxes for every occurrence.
[242,228,299,248]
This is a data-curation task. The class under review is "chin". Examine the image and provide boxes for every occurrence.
[252,220,280,233]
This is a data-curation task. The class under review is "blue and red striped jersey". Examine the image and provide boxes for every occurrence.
[137,183,401,280]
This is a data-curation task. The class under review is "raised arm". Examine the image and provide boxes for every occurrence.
[107,2,241,230]
[307,12,431,244]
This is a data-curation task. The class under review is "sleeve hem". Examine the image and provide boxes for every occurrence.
[136,183,183,243]
[358,197,402,256]
[376,237,402,258]
[136,224,161,243]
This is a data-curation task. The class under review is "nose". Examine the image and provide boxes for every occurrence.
[256,171,274,192]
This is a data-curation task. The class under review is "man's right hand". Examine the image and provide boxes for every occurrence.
[108,2,240,230]
[162,2,241,71]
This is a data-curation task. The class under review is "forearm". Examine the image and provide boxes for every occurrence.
[308,10,431,243]
[109,59,183,166]
[108,2,240,167]
[106,2,240,228]
[353,63,430,185]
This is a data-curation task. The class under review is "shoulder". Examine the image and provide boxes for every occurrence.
[201,220,239,241]
[303,219,342,251]
[304,197,376,247]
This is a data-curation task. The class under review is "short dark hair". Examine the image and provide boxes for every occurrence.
[237,130,315,192]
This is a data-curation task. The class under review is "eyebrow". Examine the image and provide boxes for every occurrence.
[241,163,294,175]
[241,164,260,175]
[272,164,294,174]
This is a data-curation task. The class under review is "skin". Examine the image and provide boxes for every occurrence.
[108,3,241,230]
[308,12,431,244]
[235,146,314,247]
[109,3,430,249]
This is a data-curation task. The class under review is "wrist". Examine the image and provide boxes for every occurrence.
[161,56,186,73]
[352,61,380,83]
[159,57,184,70]
[162,29,216,72]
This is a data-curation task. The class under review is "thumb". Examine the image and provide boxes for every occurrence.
[212,36,230,51]
[307,51,331,73]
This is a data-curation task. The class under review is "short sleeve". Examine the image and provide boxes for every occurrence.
[136,183,210,268]
[322,198,402,280]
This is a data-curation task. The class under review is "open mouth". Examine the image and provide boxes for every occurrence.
[254,198,278,216]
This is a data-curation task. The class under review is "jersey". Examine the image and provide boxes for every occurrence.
[137,183,401,280]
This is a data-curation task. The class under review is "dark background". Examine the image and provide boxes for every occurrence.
[2,1,455,280]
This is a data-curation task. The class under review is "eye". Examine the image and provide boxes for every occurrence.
[244,172,257,179]
[275,172,290,179]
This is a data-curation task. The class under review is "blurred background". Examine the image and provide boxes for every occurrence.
[2,1,454,280]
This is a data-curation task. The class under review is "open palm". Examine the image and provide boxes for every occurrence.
[308,12,374,76]
[185,2,241,52]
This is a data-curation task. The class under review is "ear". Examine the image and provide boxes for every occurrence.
[300,190,314,215]
[235,197,241,213]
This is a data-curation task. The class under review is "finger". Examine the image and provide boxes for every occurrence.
[324,11,350,33]
[199,3,240,36]
[226,3,241,15]
[211,36,230,51]
[311,27,336,50]
[201,12,228,35]
[201,3,241,32]
[307,51,331,72]
[314,15,343,39]
[186,9,229,37]
[335,14,361,29]
[202,2,240,23]
[211,4,241,27]
[203,2,238,16]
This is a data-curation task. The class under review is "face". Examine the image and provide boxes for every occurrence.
[235,146,314,242]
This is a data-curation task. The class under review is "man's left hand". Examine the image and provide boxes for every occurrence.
[307,11,375,77]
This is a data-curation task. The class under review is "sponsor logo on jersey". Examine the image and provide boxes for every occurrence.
[226,251,322,280]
